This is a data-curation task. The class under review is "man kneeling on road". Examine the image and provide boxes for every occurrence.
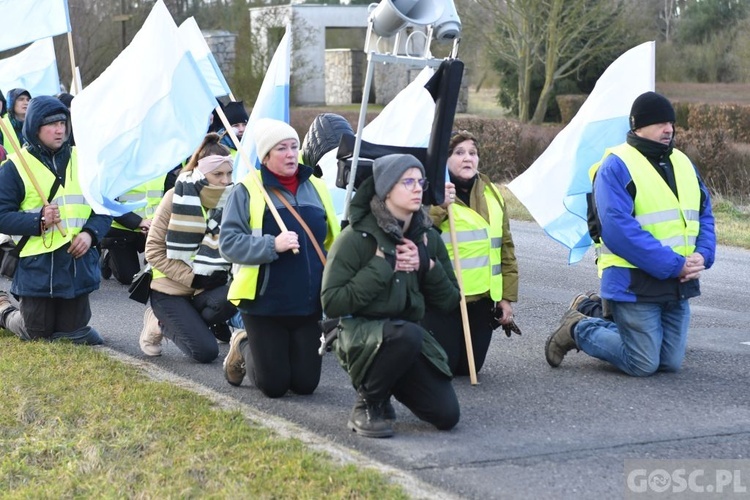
[545,91,716,376]
[0,96,111,344]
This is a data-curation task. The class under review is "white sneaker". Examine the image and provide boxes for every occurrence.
[139,307,163,356]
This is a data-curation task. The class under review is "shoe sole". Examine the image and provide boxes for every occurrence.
[224,373,244,387]
[544,333,562,368]
[347,420,394,438]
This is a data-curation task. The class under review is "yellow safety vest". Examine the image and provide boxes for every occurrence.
[111,176,165,232]
[595,143,700,275]
[228,175,339,305]
[11,148,91,257]
[440,183,504,301]
[1,115,21,155]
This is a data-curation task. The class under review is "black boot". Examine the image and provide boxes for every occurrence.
[99,249,112,280]
[210,322,232,343]
[348,392,394,438]
[352,394,396,422]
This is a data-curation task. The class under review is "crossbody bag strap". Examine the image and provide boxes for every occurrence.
[271,187,326,265]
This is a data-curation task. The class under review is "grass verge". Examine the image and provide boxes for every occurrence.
[498,184,750,250]
[0,333,406,498]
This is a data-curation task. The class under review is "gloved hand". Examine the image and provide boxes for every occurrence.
[501,320,523,337]
[191,271,228,291]
[490,305,523,337]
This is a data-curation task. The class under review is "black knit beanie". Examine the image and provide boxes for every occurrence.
[629,92,675,130]
[224,101,248,126]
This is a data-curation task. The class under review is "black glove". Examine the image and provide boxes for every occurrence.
[191,271,228,291]
[490,305,523,337]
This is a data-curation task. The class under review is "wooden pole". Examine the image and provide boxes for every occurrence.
[213,106,298,254]
[447,204,478,385]
[0,119,67,237]
[67,32,80,94]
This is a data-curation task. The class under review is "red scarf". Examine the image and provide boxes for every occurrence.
[270,169,300,195]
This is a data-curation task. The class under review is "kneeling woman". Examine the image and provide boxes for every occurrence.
[220,119,339,398]
[141,133,236,362]
[321,154,461,438]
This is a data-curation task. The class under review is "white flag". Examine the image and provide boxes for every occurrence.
[0,0,71,52]
[0,38,60,97]
[72,0,216,216]
[507,41,656,264]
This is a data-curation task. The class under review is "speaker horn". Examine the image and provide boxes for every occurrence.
[432,0,461,42]
[369,0,444,38]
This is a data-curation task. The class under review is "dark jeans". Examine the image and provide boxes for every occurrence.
[150,286,235,363]
[102,229,146,285]
[239,313,322,398]
[423,297,494,376]
[18,294,103,344]
[361,320,460,431]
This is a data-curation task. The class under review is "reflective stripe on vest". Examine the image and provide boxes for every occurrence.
[111,176,166,231]
[597,143,701,274]
[11,148,91,257]
[227,174,339,305]
[439,183,504,300]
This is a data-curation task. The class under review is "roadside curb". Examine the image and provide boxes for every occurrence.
[101,347,461,500]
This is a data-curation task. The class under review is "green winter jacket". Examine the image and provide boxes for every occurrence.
[321,177,460,388]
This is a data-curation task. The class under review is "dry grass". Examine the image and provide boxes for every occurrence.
[656,82,750,104]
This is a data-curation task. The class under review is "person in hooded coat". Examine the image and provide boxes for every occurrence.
[0,96,112,344]
[1,89,31,155]
[321,154,461,439]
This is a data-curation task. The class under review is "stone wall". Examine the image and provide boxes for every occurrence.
[202,30,237,81]
[325,49,370,105]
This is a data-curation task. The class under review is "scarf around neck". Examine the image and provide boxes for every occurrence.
[166,169,232,275]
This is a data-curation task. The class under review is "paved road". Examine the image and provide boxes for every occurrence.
[4,220,749,498]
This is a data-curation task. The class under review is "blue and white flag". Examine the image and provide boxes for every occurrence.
[507,41,655,264]
[0,38,60,97]
[72,0,216,216]
[178,17,231,98]
[0,0,71,52]
[233,26,291,182]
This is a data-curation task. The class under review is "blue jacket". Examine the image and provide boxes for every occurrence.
[0,96,112,298]
[593,134,716,303]
[219,163,328,316]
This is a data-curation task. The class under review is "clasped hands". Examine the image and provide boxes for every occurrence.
[679,252,705,283]
[375,235,434,274]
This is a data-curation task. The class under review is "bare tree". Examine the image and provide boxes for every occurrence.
[469,0,629,123]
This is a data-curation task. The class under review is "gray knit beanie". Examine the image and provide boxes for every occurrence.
[372,153,426,200]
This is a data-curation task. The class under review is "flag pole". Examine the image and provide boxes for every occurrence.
[67,32,80,94]
[447,204,478,385]
[0,119,67,237]
[214,105,298,255]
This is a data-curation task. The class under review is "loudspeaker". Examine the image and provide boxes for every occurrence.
[432,0,461,42]
[369,0,444,38]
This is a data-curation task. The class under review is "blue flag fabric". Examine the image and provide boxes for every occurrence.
[0,38,60,97]
[71,0,216,216]
[507,41,656,264]
[232,27,291,182]
[0,0,71,52]
[178,17,232,98]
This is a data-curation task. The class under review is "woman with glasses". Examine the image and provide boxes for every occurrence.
[424,130,519,376]
[321,153,461,439]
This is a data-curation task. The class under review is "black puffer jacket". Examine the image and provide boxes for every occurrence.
[300,113,353,177]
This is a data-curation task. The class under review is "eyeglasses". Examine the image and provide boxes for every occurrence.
[400,178,428,191]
